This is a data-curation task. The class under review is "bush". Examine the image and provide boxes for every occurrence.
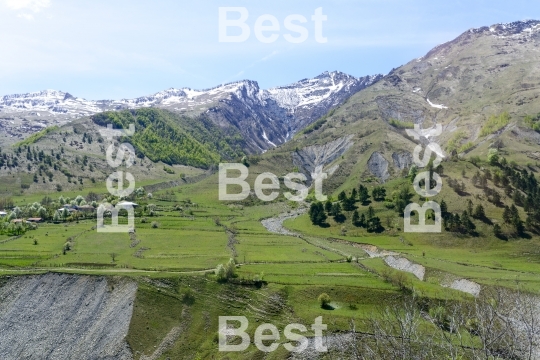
[458,142,474,153]
[181,288,195,305]
[429,306,448,329]
[380,268,393,283]
[480,112,510,137]
[391,272,409,290]
[253,272,264,284]
[225,258,236,279]
[215,264,227,282]
[151,221,159,228]
[488,149,499,166]
[215,258,236,282]
[318,293,331,308]
[389,119,414,129]
[163,166,175,174]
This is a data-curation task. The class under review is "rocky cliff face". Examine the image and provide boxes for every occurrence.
[292,135,354,180]
[367,152,390,182]
[267,72,383,134]
[0,273,136,360]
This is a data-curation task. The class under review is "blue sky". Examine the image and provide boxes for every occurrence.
[0,0,538,99]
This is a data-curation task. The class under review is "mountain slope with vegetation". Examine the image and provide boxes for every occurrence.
[92,109,230,168]
[1,19,540,360]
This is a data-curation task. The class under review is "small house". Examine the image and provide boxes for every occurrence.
[76,205,95,213]
[117,201,138,208]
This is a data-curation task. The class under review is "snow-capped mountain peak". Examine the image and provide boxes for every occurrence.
[267,71,381,110]
[1,89,101,116]
[0,71,381,151]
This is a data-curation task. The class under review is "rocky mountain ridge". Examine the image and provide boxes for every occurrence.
[0,71,381,152]
[272,19,540,185]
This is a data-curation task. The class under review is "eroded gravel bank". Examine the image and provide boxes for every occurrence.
[0,273,137,360]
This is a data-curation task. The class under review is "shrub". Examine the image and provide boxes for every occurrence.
[163,166,175,174]
[151,221,159,228]
[389,119,414,129]
[181,288,195,305]
[215,264,227,282]
[458,142,474,153]
[380,268,393,283]
[429,306,448,328]
[524,112,540,131]
[318,293,331,308]
[480,112,510,137]
[488,149,499,166]
[253,272,264,283]
[225,258,236,279]
[446,131,467,152]
[391,272,409,290]
[215,258,236,282]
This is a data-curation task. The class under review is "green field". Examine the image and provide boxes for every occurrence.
[2,151,540,359]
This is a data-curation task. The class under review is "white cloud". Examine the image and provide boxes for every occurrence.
[17,13,34,20]
[3,0,50,12]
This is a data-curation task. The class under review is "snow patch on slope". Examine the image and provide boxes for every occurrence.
[267,71,379,111]
[262,130,276,147]
[427,98,448,109]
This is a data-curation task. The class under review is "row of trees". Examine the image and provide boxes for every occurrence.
[0,221,35,236]
[352,207,383,232]
[1,187,153,223]
[308,195,384,232]
[470,150,538,237]
[6,143,98,187]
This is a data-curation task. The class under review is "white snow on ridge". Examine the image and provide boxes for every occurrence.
[0,71,382,143]
[0,89,102,115]
[266,71,365,111]
[0,82,258,116]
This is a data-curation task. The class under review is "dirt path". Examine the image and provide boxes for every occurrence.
[225,227,238,258]
[0,267,214,275]
[261,209,426,279]
[261,208,308,236]
[262,208,355,257]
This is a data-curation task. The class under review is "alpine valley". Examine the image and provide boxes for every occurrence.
[1,20,540,360]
